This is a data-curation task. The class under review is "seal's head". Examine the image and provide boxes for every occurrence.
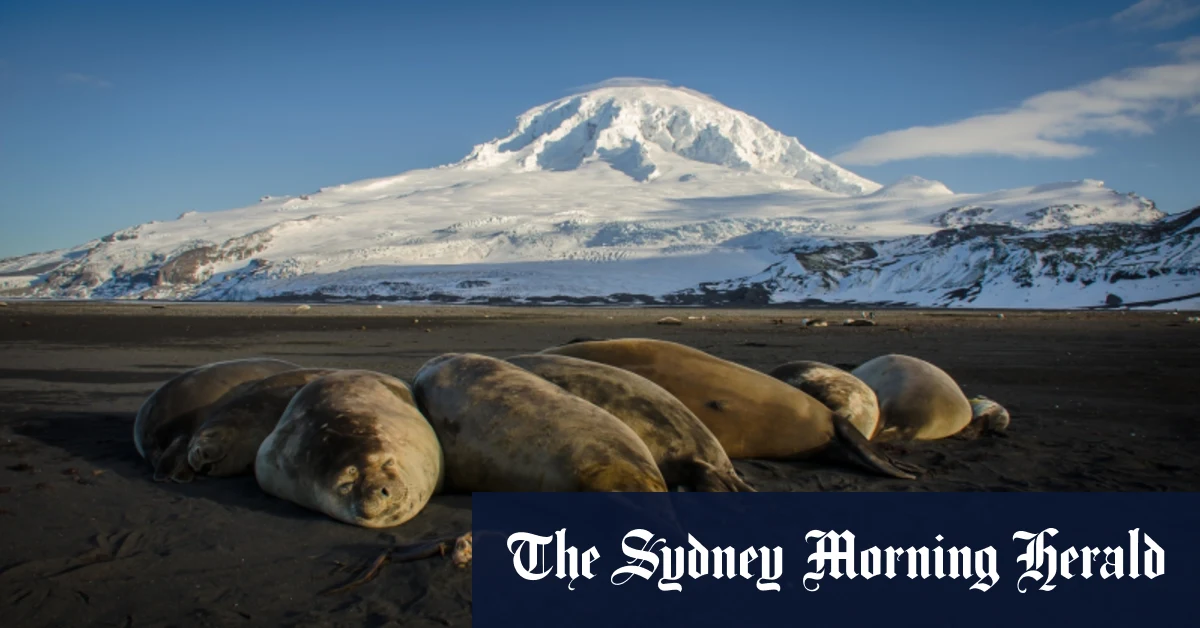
[189,367,341,478]
[969,396,1010,434]
[187,425,239,476]
[318,437,422,528]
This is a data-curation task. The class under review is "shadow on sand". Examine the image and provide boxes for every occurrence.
[12,411,325,521]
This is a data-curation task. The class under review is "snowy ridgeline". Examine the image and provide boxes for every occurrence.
[1,84,1196,309]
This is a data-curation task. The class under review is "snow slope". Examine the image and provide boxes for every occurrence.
[704,208,1200,310]
[1,83,1194,309]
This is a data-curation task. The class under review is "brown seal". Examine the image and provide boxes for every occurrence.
[255,369,444,528]
[505,353,754,492]
[851,353,973,441]
[134,358,301,483]
[768,360,880,439]
[187,368,339,477]
[411,353,668,492]
[539,338,917,479]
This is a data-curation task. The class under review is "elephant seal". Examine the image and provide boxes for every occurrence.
[187,368,339,477]
[255,370,443,528]
[967,395,1011,435]
[851,354,972,441]
[504,353,753,492]
[412,353,668,492]
[134,358,301,483]
[540,338,917,479]
[768,360,880,439]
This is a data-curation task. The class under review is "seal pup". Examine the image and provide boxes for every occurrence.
[851,354,973,441]
[187,368,339,477]
[412,353,668,492]
[504,353,754,492]
[134,358,301,483]
[255,369,444,528]
[768,360,880,439]
[539,338,917,479]
[965,395,1011,436]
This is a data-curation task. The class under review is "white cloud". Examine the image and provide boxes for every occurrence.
[573,77,673,90]
[567,77,716,100]
[60,72,112,88]
[1112,0,1200,30]
[1157,35,1200,58]
[834,49,1200,166]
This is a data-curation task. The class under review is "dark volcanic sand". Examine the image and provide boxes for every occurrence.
[1,302,1198,626]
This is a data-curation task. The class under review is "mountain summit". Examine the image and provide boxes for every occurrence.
[0,79,1193,309]
[455,84,881,196]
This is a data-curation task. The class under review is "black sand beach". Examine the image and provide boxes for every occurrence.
[1,302,1197,626]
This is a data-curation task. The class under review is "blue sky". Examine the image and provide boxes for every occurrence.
[1,0,1198,258]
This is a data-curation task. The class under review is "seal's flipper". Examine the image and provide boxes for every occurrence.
[688,459,757,492]
[564,336,610,345]
[169,464,196,483]
[153,437,196,483]
[870,424,901,443]
[829,414,920,480]
[723,471,757,493]
[322,532,473,596]
[152,460,195,483]
[883,455,925,476]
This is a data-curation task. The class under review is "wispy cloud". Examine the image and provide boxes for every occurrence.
[60,72,112,88]
[833,46,1200,166]
[573,77,673,91]
[567,77,716,100]
[1112,0,1200,30]
[1157,34,1200,57]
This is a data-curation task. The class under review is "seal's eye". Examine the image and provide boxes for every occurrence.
[382,459,395,469]
[338,482,353,496]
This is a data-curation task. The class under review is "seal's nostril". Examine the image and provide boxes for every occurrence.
[380,487,390,497]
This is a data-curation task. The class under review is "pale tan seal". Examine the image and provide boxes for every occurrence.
[966,395,1011,436]
[411,353,668,492]
[539,338,917,479]
[504,353,754,492]
[768,360,880,439]
[187,368,339,477]
[134,358,301,483]
[851,353,973,441]
[255,369,444,528]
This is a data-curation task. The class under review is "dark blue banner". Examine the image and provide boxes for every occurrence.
[473,492,1199,627]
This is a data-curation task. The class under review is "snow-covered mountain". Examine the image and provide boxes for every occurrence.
[1,82,1196,309]
[456,84,880,196]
